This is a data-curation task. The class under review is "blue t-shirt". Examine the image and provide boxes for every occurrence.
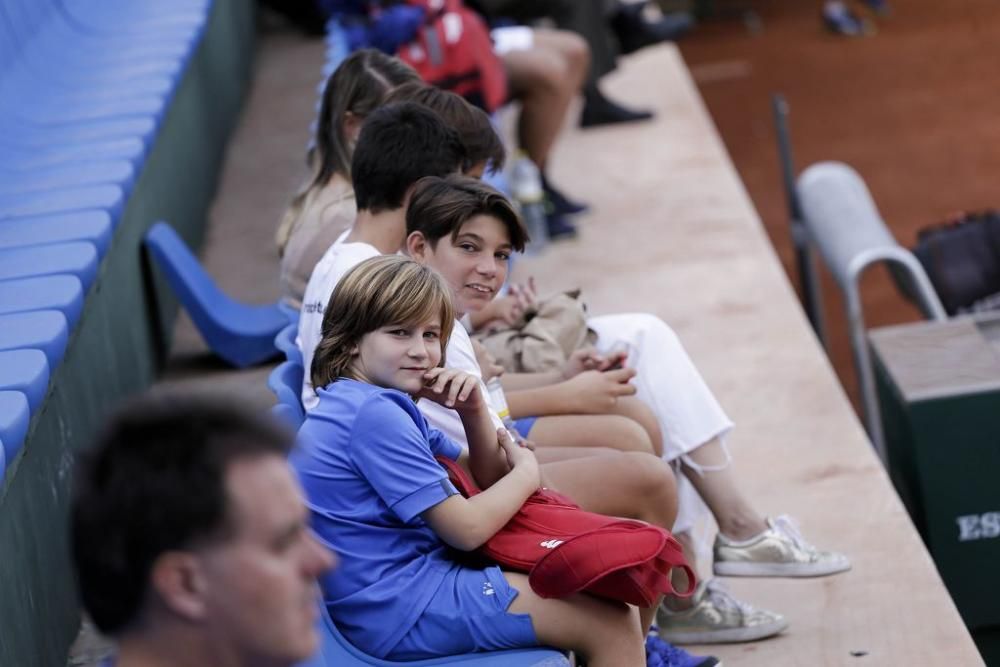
[290,379,464,658]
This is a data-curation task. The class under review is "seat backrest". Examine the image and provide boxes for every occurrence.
[268,360,304,404]
[797,161,903,289]
[275,323,303,364]
[0,390,30,465]
[144,222,228,306]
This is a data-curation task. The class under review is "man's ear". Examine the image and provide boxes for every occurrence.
[406,231,430,262]
[150,551,210,622]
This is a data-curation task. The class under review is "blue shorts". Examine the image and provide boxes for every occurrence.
[513,416,538,438]
[386,566,538,660]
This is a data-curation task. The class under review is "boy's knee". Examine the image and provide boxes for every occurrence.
[624,453,679,527]
[611,417,655,455]
[560,31,590,76]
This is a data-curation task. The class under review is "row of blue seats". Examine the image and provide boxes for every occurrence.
[0,0,214,481]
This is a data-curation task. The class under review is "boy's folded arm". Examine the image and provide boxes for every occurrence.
[505,383,574,418]
[459,404,511,489]
[499,370,564,393]
[421,466,538,551]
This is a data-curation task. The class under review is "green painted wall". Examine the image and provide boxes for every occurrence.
[0,1,255,664]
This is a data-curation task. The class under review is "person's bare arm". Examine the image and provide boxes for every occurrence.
[422,431,539,551]
[506,368,638,418]
[418,368,508,488]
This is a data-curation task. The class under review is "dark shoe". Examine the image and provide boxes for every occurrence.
[644,630,720,667]
[542,175,589,216]
[611,2,695,55]
[862,0,890,17]
[580,87,654,128]
[546,213,578,240]
[823,2,872,36]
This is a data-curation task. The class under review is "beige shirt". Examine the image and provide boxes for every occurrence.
[277,175,357,309]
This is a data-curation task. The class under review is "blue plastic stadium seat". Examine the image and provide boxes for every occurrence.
[144,222,285,368]
[0,310,69,369]
[297,603,568,667]
[0,185,125,223]
[275,323,303,365]
[268,361,305,429]
[270,402,303,429]
[0,275,85,327]
[0,117,157,151]
[0,211,114,254]
[0,349,49,411]
[0,137,147,171]
[279,300,301,325]
[0,160,134,197]
[0,391,30,466]
[0,242,99,287]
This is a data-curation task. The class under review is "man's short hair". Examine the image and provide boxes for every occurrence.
[406,175,528,252]
[70,394,292,635]
[384,82,506,174]
[351,102,467,214]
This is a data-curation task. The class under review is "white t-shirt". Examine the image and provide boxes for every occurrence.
[417,323,503,447]
[298,232,380,410]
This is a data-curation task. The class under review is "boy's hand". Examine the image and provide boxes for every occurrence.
[418,368,485,413]
[497,428,540,488]
[561,368,637,413]
[509,277,538,312]
[561,346,612,379]
[471,339,505,382]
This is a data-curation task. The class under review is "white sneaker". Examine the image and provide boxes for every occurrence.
[713,515,851,577]
[658,579,787,644]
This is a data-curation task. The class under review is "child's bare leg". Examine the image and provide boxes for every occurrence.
[503,29,587,168]
[530,413,655,454]
[534,445,619,464]
[681,437,767,539]
[504,572,645,667]
[541,452,678,530]
[607,396,664,456]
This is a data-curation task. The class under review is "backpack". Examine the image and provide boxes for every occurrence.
[902,210,1000,315]
[437,456,696,607]
[396,0,508,112]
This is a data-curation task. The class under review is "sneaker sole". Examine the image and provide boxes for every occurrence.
[660,617,788,645]
[714,560,851,578]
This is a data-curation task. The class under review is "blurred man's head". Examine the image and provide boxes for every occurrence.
[71,395,335,666]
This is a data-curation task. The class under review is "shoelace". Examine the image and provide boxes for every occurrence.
[704,578,757,619]
[771,514,818,555]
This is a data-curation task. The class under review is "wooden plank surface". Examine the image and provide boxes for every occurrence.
[515,43,982,666]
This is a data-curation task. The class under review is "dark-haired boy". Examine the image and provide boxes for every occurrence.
[70,394,335,667]
[298,101,467,406]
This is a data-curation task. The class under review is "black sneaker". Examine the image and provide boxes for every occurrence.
[580,86,654,128]
[546,213,578,240]
[823,1,872,36]
[542,175,589,216]
[611,2,695,55]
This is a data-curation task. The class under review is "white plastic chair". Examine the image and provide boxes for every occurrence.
[796,161,947,460]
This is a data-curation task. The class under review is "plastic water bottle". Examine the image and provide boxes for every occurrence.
[485,376,520,441]
[508,151,548,255]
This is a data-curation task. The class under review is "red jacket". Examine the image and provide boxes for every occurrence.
[437,457,695,606]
